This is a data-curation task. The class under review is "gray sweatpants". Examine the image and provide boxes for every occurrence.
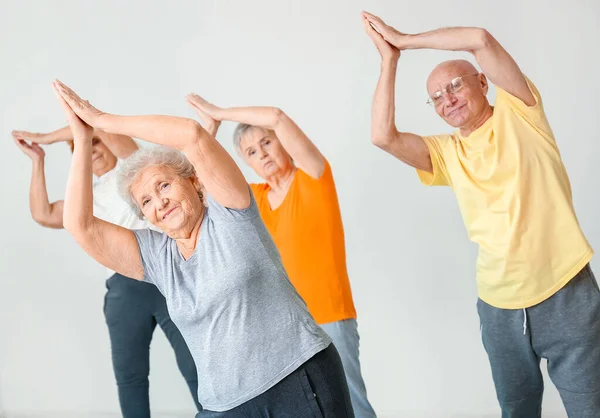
[477,264,600,418]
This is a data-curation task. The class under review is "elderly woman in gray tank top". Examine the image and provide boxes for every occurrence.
[51,79,354,418]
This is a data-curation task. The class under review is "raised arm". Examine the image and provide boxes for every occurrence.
[13,125,138,159]
[13,133,64,229]
[53,80,249,210]
[362,11,535,106]
[187,94,325,179]
[53,81,145,280]
[363,14,432,172]
[95,131,139,159]
[12,126,72,145]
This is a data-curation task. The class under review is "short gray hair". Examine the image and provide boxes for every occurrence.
[117,146,197,219]
[233,123,256,156]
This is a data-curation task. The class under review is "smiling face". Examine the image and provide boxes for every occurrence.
[426,60,490,129]
[130,165,205,239]
[238,126,293,179]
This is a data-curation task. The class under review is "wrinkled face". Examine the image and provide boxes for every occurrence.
[427,62,490,129]
[239,127,293,179]
[130,165,204,239]
[91,137,117,176]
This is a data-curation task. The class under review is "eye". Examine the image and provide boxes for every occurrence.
[160,182,170,191]
[142,198,151,207]
[264,140,271,145]
[248,150,255,156]
[432,92,443,102]
[450,78,463,91]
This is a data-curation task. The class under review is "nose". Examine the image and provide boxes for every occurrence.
[158,197,169,210]
[259,149,268,160]
[442,91,457,107]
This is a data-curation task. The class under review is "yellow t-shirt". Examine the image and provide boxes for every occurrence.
[417,77,593,309]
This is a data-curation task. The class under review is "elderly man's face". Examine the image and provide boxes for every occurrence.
[131,165,204,239]
[427,61,490,129]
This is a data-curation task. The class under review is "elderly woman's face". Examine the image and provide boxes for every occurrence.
[239,127,292,179]
[130,165,204,238]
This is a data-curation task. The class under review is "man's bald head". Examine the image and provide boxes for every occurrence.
[426,60,479,94]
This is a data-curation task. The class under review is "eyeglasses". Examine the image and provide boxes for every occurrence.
[426,73,480,106]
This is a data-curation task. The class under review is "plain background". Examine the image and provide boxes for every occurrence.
[1,0,599,417]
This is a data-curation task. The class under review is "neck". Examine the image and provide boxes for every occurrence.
[459,105,493,137]
[265,165,296,193]
[94,160,117,178]
[175,210,205,260]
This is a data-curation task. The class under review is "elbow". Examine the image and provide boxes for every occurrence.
[63,212,91,237]
[32,214,55,229]
[268,107,286,129]
[187,119,210,148]
[371,130,395,149]
[475,28,494,50]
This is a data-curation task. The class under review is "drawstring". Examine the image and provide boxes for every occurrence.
[522,308,528,335]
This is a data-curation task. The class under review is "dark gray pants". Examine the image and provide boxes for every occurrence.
[197,344,354,418]
[104,273,202,417]
[477,264,600,418]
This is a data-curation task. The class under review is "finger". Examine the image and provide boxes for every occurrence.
[53,82,76,117]
[53,82,84,128]
[54,80,87,115]
[363,17,382,41]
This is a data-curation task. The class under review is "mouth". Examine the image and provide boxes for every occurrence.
[92,155,101,162]
[263,161,274,168]
[162,207,178,221]
[446,104,466,118]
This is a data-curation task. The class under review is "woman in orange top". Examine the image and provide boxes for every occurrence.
[186,95,376,418]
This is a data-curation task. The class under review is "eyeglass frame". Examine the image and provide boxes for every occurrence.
[426,73,481,106]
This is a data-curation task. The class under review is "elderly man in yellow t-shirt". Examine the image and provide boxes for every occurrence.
[363,11,598,417]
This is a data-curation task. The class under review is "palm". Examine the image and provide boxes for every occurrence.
[53,81,94,141]
[13,135,45,160]
[362,16,400,61]
[187,94,221,121]
[53,80,104,128]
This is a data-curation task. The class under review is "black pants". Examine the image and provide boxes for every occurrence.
[197,344,354,418]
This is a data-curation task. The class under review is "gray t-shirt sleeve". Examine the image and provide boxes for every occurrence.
[205,187,260,222]
[132,228,169,288]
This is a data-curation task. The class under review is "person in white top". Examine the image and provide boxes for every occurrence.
[12,126,202,417]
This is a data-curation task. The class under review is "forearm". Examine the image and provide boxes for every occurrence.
[95,114,203,151]
[63,136,95,233]
[29,161,54,223]
[371,60,399,145]
[216,106,283,130]
[97,131,139,159]
[45,126,73,143]
[395,27,488,53]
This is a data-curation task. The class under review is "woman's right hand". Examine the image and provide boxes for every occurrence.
[53,80,94,142]
[13,132,45,162]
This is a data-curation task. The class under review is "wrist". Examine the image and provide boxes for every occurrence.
[93,112,111,131]
[32,158,45,169]
[381,58,399,70]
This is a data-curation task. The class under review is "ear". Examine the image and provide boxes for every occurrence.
[479,73,489,95]
[189,175,204,193]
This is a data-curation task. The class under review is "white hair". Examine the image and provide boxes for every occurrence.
[232,123,257,156]
[116,146,198,219]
